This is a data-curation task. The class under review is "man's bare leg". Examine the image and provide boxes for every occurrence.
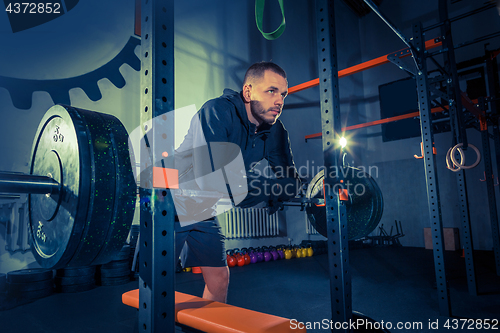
[200,266,229,303]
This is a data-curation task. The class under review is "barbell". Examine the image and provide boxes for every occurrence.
[0,104,136,269]
[305,166,384,240]
[0,104,383,269]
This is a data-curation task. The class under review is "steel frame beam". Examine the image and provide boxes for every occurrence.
[413,22,451,317]
[288,39,441,95]
[438,0,477,296]
[480,120,500,276]
[493,123,500,275]
[315,0,352,328]
[439,0,467,147]
[304,103,452,140]
[139,0,176,332]
[424,3,496,32]
[487,50,500,275]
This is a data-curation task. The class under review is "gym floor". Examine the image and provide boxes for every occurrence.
[0,247,499,333]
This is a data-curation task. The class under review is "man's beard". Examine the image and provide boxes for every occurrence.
[250,100,279,125]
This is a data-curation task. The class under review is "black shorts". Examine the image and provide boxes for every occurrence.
[175,219,227,268]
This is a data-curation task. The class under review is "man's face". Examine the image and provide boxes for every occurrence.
[248,71,288,126]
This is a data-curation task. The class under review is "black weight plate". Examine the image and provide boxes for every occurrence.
[101,259,130,270]
[0,273,5,292]
[8,279,53,292]
[100,267,131,278]
[305,167,384,240]
[363,175,384,237]
[345,167,380,240]
[351,172,382,239]
[28,105,136,269]
[55,282,96,293]
[17,287,54,300]
[55,275,95,286]
[100,276,131,286]
[29,105,108,268]
[7,269,53,283]
[29,105,89,268]
[56,266,96,277]
[130,225,140,235]
[112,245,131,261]
[129,225,140,246]
[66,106,118,267]
[91,112,136,265]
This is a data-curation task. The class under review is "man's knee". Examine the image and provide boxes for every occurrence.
[201,266,229,288]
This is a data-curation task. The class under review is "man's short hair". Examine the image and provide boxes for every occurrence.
[243,61,287,85]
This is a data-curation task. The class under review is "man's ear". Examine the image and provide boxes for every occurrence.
[242,84,252,103]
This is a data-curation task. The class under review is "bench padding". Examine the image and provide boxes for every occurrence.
[122,289,306,333]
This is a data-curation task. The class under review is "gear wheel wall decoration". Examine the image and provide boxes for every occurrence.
[0,36,140,110]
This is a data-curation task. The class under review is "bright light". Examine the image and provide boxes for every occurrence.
[339,137,347,148]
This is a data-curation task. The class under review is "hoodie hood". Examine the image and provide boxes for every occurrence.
[221,88,273,151]
[221,88,273,132]
[221,88,249,130]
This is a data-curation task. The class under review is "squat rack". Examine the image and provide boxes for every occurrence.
[137,0,500,332]
[291,0,500,318]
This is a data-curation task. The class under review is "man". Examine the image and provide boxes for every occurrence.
[174,62,300,303]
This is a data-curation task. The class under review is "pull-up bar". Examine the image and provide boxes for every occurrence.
[304,105,447,141]
[288,38,441,95]
[304,97,480,140]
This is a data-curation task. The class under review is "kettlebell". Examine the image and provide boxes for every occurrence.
[244,253,251,265]
[301,246,307,258]
[284,248,292,259]
[247,247,258,264]
[270,246,279,261]
[256,247,264,262]
[307,245,314,257]
[237,253,245,267]
[226,250,236,268]
[233,248,245,267]
[249,252,258,264]
[278,244,287,259]
[262,246,272,262]
[277,248,285,260]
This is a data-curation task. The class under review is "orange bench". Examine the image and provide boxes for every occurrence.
[122,289,306,333]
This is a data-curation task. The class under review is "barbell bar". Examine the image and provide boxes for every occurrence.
[0,172,60,195]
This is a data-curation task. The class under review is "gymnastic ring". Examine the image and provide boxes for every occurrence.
[446,147,463,172]
[450,143,481,170]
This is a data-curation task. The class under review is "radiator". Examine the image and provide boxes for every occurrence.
[305,211,319,235]
[219,208,279,239]
[0,195,31,254]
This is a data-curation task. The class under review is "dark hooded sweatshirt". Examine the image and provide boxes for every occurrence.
[176,89,300,208]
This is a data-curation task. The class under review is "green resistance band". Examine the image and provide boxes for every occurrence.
[255,0,286,40]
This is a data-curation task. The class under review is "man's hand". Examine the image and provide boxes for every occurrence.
[267,199,283,215]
